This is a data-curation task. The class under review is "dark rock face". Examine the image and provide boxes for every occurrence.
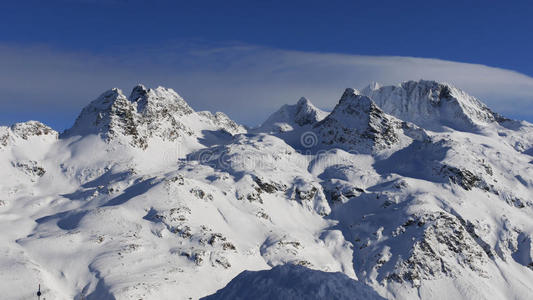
[439,165,487,191]
[387,212,489,286]
[0,132,7,147]
[321,180,365,204]
[12,160,46,178]
[296,186,317,201]
[253,176,287,194]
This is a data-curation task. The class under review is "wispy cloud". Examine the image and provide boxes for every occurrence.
[1,42,532,130]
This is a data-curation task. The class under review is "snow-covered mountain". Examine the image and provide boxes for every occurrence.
[360,80,509,132]
[63,85,245,148]
[1,80,532,300]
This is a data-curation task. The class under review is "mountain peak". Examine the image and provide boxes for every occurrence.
[258,97,328,133]
[128,84,193,116]
[361,79,502,131]
[91,88,128,109]
[320,92,384,130]
[313,90,412,153]
[337,89,379,115]
[1,121,57,149]
[129,84,149,102]
[296,96,310,106]
[340,88,361,100]
[62,87,134,138]
[62,85,245,148]
[294,97,327,126]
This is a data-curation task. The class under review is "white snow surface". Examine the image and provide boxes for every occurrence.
[1,80,533,299]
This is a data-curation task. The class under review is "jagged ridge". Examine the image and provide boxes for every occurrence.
[62,85,245,148]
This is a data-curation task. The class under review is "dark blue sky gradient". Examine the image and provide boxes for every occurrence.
[3,0,533,76]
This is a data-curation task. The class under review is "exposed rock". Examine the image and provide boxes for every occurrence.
[313,89,410,154]
[387,212,489,286]
[253,176,287,193]
[12,160,46,178]
[439,165,488,191]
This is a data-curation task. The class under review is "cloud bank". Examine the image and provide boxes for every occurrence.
[1,43,532,130]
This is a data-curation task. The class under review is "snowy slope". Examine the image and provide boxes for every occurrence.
[0,81,532,300]
[256,97,328,134]
[202,264,385,300]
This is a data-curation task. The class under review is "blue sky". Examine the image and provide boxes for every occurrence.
[1,0,533,129]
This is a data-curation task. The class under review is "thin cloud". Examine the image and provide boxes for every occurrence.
[0,43,532,130]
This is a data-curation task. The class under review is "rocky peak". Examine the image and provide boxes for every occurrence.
[296,97,310,106]
[361,80,501,131]
[293,97,327,126]
[327,88,385,130]
[62,88,135,138]
[62,85,244,148]
[64,85,196,139]
[129,84,193,117]
[314,89,409,153]
[129,84,149,103]
[92,88,129,110]
[340,87,361,99]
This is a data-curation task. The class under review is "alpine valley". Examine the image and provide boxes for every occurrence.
[1,80,533,300]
